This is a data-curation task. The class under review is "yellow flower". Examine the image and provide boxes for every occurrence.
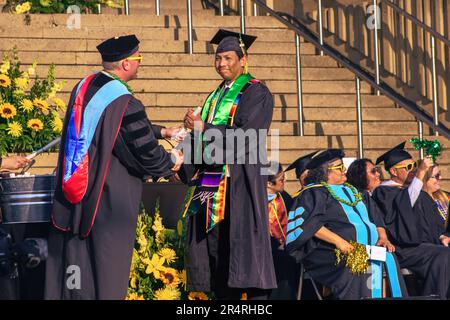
[0,59,10,74]
[33,98,49,112]
[20,99,33,112]
[27,60,37,77]
[188,292,209,300]
[137,233,147,254]
[52,97,66,111]
[126,292,145,300]
[159,267,180,288]
[152,213,165,233]
[178,269,187,289]
[153,287,181,300]
[143,253,165,278]
[157,248,177,264]
[6,121,22,138]
[130,274,138,289]
[22,1,32,12]
[39,0,51,7]
[52,116,63,133]
[14,77,28,90]
[27,119,44,132]
[0,74,11,88]
[0,103,17,119]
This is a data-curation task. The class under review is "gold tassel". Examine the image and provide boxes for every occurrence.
[239,35,248,74]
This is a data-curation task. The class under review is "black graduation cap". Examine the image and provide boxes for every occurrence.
[375,141,412,171]
[210,29,257,56]
[306,149,345,170]
[285,151,318,178]
[96,35,140,62]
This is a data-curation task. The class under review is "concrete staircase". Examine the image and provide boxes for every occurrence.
[0,0,448,193]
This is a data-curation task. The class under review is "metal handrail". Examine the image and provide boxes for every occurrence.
[252,0,450,139]
[381,0,450,47]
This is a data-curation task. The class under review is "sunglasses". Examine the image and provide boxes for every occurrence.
[126,55,143,62]
[430,173,442,180]
[328,163,346,172]
[393,162,417,172]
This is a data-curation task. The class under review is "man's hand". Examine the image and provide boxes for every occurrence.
[170,149,184,172]
[416,156,434,180]
[161,125,184,142]
[440,235,450,247]
[376,237,395,253]
[1,155,31,170]
[183,108,204,132]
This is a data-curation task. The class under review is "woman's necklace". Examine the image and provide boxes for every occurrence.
[321,181,363,207]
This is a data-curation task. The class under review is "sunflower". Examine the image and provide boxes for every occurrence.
[157,248,177,264]
[143,253,165,278]
[0,74,11,88]
[33,98,49,113]
[14,77,28,90]
[27,119,44,132]
[159,268,180,288]
[125,292,145,300]
[52,97,66,111]
[0,103,17,119]
[6,121,22,138]
[153,287,181,300]
[178,269,187,289]
[52,116,63,133]
[188,292,209,300]
[20,99,33,112]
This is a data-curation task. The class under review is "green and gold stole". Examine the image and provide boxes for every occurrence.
[183,73,257,232]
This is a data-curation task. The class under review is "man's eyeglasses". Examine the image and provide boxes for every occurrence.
[431,173,442,180]
[328,163,346,172]
[393,162,417,172]
[126,55,143,62]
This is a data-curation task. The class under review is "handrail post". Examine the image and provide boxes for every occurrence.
[97,4,101,14]
[155,0,160,16]
[219,0,224,16]
[431,36,439,136]
[240,0,246,34]
[356,77,364,158]
[253,1,258,16]
[124,0,129,15]
[417,120,424,159]
[373,0,380,95]
[187,0,193,54]
[295,33,304,136]
[318,0,324,56]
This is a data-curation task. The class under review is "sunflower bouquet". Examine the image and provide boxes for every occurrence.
[0,49,65,156]
[3,0,124,14]
[126,199,207,300]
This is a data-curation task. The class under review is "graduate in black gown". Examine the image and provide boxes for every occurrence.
[372,142,450,299]
[44,35,183,300]
[286,149,407,299]
[285,151,317,195]
[179,29,277,299]
[266,162,297,299]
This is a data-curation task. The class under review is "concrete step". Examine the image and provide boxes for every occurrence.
[0,38,316,55]
[146,106,414,122]
[28,65,351,81]
[0,26,297,42]
[12,51,338,68]
[55,78,372,94]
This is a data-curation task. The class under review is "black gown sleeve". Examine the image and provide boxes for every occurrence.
[285,187,327,262]
[151,124,165,140]
[113,97,175,179]
[362,191,386,229]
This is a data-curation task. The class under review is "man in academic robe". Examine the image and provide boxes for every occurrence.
[286,149,407,299]
[178,29,277,299]
[372,142,450,299]
[44,35,183,300]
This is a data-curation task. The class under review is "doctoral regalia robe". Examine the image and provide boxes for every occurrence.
[45,72,174,300]
[178,76,277,294]
[372,185,450,299]
[286,184,407,300]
